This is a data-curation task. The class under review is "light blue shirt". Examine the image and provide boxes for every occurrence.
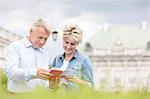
[52,50,94,90]
[5,37,50,93]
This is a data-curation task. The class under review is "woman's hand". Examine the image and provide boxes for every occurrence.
[65,75,86,85]
[49,77,60,89]
[65,75,90,87]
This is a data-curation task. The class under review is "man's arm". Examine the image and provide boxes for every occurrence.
[5,43,28,82]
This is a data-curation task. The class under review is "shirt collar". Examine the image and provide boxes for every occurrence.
[22,36,43,52]
[59,50,79,60]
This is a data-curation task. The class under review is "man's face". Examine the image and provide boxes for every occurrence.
[29,27,50,48]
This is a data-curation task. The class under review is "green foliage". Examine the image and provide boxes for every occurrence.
[0,68,7,94]
[0,68,150,99]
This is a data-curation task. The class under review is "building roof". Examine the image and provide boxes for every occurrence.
[87,25,148,49]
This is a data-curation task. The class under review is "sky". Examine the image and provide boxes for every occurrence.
[0,0,149,48]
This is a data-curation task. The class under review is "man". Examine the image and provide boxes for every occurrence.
[5,18,52,93]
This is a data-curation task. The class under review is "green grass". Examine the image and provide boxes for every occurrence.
[0,68,150,99]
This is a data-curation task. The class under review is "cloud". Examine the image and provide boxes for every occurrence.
[0,0,148,38]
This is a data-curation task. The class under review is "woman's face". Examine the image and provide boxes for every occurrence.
[63,37,78,55]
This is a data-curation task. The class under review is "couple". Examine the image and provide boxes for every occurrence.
[5,18,93,93]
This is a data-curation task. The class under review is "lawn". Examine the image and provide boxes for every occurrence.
[0,68,150,99]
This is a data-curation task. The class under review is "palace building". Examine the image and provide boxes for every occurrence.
[0,27,22,68]
[85,39,150,91]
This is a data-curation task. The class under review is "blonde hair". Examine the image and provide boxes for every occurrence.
[31,18,52,34]
[63,24,82,43]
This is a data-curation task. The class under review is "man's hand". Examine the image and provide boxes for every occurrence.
[37,68,52,80]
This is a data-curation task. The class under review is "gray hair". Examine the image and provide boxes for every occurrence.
[63,24,82,43]
[31,18,52,34]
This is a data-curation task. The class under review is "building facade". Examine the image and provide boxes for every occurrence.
[0,27,22,69]
[86,40,150,91]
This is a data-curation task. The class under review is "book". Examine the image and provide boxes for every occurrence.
[49,68,63,79]
[60,69,73,77]
[49,68,74,79]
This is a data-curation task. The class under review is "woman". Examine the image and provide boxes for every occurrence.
[50,24,93,90]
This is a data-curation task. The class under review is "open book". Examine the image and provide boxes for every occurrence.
[49,68,73,79]
[49,68,63,79]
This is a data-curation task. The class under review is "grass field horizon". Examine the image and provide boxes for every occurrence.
[0,68,150,99]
